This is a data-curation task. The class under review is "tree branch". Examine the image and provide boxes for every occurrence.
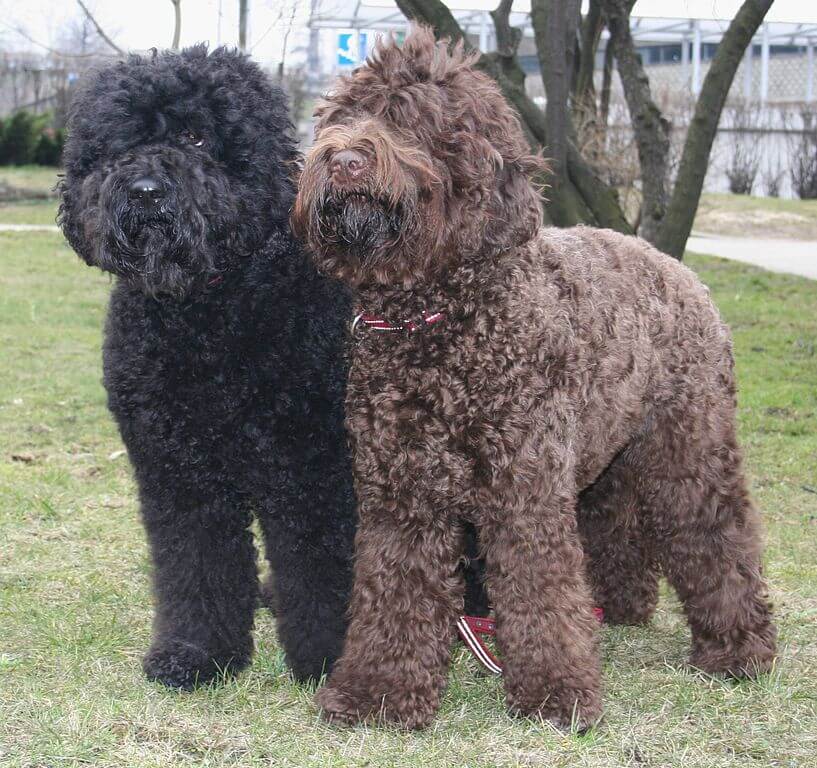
[490,0,520,56]
[76,0,123,55]
[0,20,111,59]
[489,0,523,84]
[575,0,603,106]
[656,0,774,258]
[395,0,472,50]
[601,0,670,244]
[599,36,614,129]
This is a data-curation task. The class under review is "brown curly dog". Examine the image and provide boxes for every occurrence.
[292,27,777,731]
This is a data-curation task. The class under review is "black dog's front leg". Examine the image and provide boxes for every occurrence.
[139,486,258,690]
[257,469,355,683]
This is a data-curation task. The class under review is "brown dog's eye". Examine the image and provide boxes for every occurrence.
[183,131,204,148]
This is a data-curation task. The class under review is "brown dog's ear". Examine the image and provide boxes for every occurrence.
[445,130,544,256]
[442,131,502,255]
[483,155,546,253]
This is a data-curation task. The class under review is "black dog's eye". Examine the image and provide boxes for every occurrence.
[182,130,204,148]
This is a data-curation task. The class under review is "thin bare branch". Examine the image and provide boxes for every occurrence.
[76,0,123,55]
[0,20,113,59]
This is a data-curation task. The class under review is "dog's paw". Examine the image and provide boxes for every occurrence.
[142,640,249,691]
[316,683,438,730]
[315,684,376,726]
[689,628,777,680]
[508,687,603,734]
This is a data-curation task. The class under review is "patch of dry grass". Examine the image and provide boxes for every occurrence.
[694,193,817,240]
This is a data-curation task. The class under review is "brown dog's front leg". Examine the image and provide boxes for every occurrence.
[481,493,604,732]
[315,513,464,730]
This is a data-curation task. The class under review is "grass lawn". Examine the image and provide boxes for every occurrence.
[695,193,817,240]
[0,165,60,197]
[0,200,59,227]
[1,223,815,767]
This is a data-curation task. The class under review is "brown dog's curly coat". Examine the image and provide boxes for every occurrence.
[293,27,777,731]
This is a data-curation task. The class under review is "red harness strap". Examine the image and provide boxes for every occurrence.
[457,608,605,675]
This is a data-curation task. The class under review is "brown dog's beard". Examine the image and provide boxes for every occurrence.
[297,176,439,287]
[317,188,407,262]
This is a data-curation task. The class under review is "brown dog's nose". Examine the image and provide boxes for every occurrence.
[330,149,367,185]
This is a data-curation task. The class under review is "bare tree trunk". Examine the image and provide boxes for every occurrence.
[239,0,249,51]
[76,0,123,55]
[531,0,576,225]
[575,0,603,106]
[656,0,774,259]
[602,0,671,244]
[170,0,182,51]
[489,0,524,87]
[480,52,631,232]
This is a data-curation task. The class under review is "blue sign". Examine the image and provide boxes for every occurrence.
[337,32,367,67]
[359,32,368,63]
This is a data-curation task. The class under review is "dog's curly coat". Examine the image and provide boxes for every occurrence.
[59,46,358,688]
[293,28,777,730]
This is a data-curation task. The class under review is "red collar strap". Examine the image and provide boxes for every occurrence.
[351,310,445,336]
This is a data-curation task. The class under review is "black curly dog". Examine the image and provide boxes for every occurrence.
[58,46,358,689]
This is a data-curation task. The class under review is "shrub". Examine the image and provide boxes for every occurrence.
[32,128,65,166]
[0,110,38,165]
[789,108,817,200]
[0,110,64,167]
[790,133,817,200]
[726,140,760,195]
[762,158,784,198]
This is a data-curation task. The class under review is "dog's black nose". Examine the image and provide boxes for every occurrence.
[128,177,165,206]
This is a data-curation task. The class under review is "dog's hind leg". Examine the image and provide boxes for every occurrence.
[140,484,257,690]
[630,408,777,678]
[577,456,660,626]
[461,521,491,618]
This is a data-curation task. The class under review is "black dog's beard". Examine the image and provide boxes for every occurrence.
[316,189,409,265]
[116,206,213,298]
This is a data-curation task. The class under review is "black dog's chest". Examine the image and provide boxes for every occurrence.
[103,285,276,452]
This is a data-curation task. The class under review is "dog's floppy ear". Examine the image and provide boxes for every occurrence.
[483,155,546,253]
[57,172,97,267]
[445,130,544,255]
[442,131,501,255]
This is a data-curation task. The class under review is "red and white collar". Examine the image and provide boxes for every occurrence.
[351,310,445,336]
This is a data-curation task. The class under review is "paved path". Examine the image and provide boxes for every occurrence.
[688,232,817,280]
[0,223,59,233]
